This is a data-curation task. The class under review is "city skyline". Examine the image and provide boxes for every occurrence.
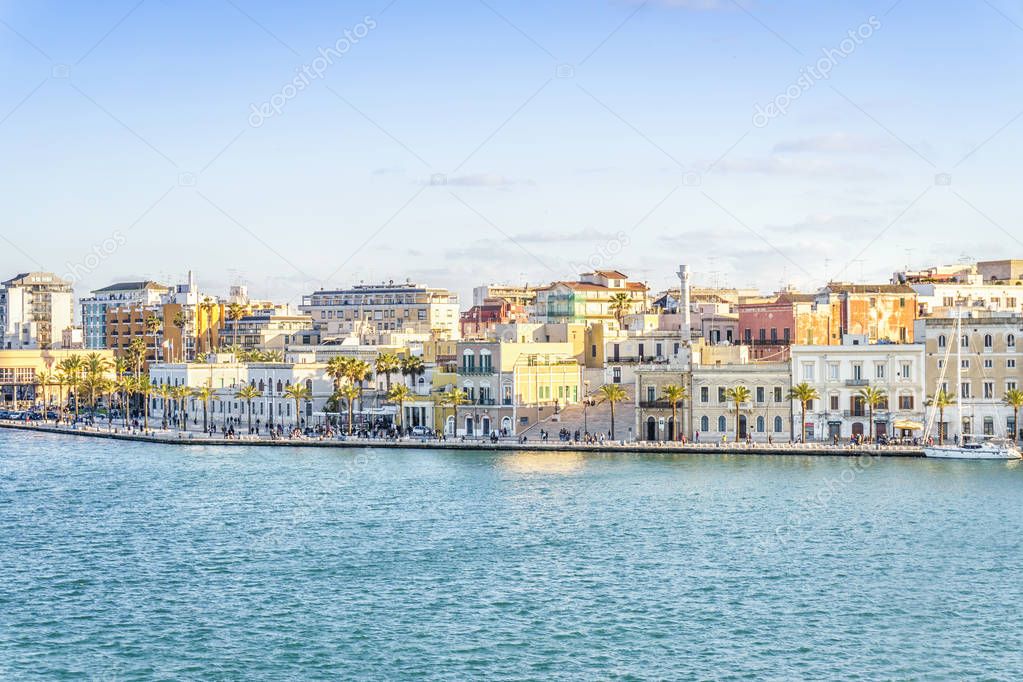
[4,1,1023,304]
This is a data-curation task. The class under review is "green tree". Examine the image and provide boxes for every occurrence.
[856,386,888,442]
[387,384,413,435]
[235,384,262,433]
[400,355,425,388]
[788,383,821,443]
[598,383,628,439]
[283,383,313,430]
[226,302,246,349]
[661,384,688,442]
[336,383,361,435]
[609,292,632,328]
[1003,389,1023,443]
[375,353,401,391]
[192,382,219,433]
[725,385,752,441]
[173,384,192,431]
[439,387,469,436]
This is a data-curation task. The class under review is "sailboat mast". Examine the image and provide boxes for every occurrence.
[955,312,963,441]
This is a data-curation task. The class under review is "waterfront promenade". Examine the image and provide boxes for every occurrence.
[0,420,924,457]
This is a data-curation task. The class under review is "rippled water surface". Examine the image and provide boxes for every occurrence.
[2,430,1023,680]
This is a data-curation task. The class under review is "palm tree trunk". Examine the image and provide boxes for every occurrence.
[672,403,678,442]
[248,400,253,432]
[610,402,616,439]
[801,403,807,443]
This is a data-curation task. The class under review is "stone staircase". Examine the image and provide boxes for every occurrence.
[520,385,637,440]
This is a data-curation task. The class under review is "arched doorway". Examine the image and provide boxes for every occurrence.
[481,416,491,436]
[465,416,474,436]
[667,417,675,441]
[445,416,455,435]
[646,416,656,441]
[852,422,864,437]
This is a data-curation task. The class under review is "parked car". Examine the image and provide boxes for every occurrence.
[410,426,432,437]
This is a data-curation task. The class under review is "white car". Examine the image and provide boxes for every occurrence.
[410,426,431,437]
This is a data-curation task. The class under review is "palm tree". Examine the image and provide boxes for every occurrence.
[199,297,217,353]
[283,383,313,431]
[120,376,136,427]
[661,384,688,442]
[1003,389,1023,443]
[144,315,162,361]
[226,302,246,349]
[336,383,361,435]
[400,355,425,388]
[724,385,752,441]
[788,382,820,443]
[609,292,632,328]
[235,384,262,433]
[326,356,352,391]
[34,370,51,412]
[192,382,218,433]
[598,383,628,439]
[172,310,187,361]
[856,386,888,442]
[155,384,174,428]
[173,385,192,431]
[375,353,401,391]
[136,376,153,431]
[125,337,147,378]
[387,384,413,435]
[439,387,469,436]
[84,353,110,412]
[58,355,83,419]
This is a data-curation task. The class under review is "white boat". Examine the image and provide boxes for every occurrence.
[924,438,1022,460]
[922,309,1021,460]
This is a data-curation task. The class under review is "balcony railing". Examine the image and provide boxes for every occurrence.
[639,399,673,409]
[845,379,869,387]
[460,366,494,375]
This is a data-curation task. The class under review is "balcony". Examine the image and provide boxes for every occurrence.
[460,366,494,376]
[845,379,869,387]
[640,399,673,409]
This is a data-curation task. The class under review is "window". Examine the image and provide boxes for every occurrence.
[961,382,972,399]
[938,335,946,348]
[1010,359,1017,369]
[984,382,994,399]
[984,417,995,436]
[875,364,886,379]
[899,395,914,410]
[774,387,783,402]
[984,359,993,369]
[701,386,709,403]
[900,361,911,380]
[701,416,709,431]
[717,416,727,432]
[774,416,783,433]
[647,386,655,403]
[984,334,993,349]
[852,364,863,381]
[1008,381,1017,392]
[830,394,839,410]
[756,386,765,403]
[828,363,839,381]
[802,363,814,381]
[718,387,726,403]
[961,359,970,369]
[756,416,765,432]
[1006,333,1015,348]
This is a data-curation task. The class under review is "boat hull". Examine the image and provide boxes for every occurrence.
[924,445,1022,460]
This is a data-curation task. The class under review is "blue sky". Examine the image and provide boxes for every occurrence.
[2,0,1022,305]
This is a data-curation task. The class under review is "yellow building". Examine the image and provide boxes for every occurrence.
[453,340,582,436]
[0,349,116,409]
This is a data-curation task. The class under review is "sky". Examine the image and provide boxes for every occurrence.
[2,0,1022,307]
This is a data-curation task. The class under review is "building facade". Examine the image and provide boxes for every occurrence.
[0,272,74,350]
[790,337,925,442]
[533,271,649,325]
[300,282,460,344]
[80,281,170,349]
[916,314,1023,442]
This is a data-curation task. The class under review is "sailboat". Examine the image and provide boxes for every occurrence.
[923,312,1021,460]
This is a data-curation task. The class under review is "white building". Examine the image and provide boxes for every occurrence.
[149,360,334,432]
[790,335,925,441]
[0,272,74,350]
[910,277,1023,317]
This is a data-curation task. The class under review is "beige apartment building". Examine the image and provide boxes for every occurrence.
[300,281,460,344]
[916,314,1023,441]
[532,271,649,326]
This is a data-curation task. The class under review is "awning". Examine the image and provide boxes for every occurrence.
[893,419,924,430]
